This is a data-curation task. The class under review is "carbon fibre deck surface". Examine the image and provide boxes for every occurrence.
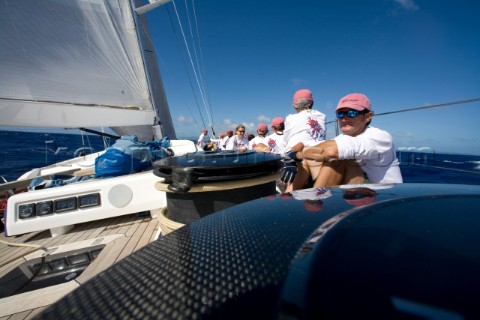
[40,184,480,319]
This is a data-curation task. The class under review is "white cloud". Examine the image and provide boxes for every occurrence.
[176,115,194,124]
[257,114,270,123]
[223,118,232,126]
[393,0,419,11]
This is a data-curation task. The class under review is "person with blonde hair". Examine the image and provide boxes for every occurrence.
[226,124,249,151]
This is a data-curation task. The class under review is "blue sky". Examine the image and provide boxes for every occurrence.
[1,0,478,155]
[147,0,480,155]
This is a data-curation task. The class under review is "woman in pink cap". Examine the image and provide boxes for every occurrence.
[296,93,403,187]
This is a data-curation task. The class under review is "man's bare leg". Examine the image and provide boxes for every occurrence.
[342,160,365,184]
[313,160,364,187]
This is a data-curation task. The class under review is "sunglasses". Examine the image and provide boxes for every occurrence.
[238,130,245,133]
[336,109,367,119]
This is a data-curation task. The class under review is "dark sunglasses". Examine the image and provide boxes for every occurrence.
[336,109,367,119]
[238,130,245,133]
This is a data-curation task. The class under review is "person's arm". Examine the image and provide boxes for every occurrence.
[299,140,339,162]
[254,142,270,153]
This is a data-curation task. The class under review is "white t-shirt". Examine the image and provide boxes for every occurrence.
[334,126,403,184]
[284,109,326,152]
[248,136,267,150]
[226,135,249,150]
[197,133,210,149]
[221,136,233,150]
[264,132,285,155]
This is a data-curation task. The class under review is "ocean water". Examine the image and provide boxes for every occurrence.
[1,130,480,185]
[0,130,113,181]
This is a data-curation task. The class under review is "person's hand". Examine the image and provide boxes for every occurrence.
[280,164,297,184]
[283,151,301,165]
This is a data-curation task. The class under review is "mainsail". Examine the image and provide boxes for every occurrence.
[0,0,176,141]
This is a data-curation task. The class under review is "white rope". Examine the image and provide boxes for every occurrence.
[0,238,48,268]
[172,1,214,130]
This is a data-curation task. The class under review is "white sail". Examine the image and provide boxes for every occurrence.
[0,0,176,140]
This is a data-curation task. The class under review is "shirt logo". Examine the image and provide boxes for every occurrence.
[307,117,325,141]
[267,138,277,149]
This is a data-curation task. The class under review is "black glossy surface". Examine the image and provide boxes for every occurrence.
[154,150,283,181]
[40,184,480,319]
[0,245,104,298]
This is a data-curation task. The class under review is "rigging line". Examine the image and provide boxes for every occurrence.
[182,0,211,133]
[326,97,480,125]
[165,5,207,130]
[171,1,213,130]
[185,0,215,135]
[184,0,208,110]
[137,16,202,132]
[191,0,215,135]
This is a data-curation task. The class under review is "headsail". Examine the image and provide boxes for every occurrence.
[0,0,176,141]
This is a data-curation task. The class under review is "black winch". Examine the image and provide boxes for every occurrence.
[153,150,282,224]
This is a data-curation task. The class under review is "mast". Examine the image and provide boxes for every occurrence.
[129,0,177,140]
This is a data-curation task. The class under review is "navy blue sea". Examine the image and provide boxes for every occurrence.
[1,130,480,185]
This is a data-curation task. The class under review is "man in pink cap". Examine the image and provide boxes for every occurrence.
[254,117,285,154]
[220,129,234,150]
[296,93,403,187]
[197,128,210,150]
[283,89,327,192]
[248,123,269,150]
[253,117,295,192]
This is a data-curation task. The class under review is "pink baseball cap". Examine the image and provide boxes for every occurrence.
[257,123,268,132]
[271,117,284,127]
[336,93,371,111]
[293,89,313,105]
[226,129,233,134]
[202,128,208,133]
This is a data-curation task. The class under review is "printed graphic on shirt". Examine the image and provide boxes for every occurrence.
[267,138,277,150]
[307,117,325,141]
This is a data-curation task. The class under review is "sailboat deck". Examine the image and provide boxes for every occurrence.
[0,213,161,319]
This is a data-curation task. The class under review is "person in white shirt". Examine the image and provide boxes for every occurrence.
[248,123,268,150]
[284,89,326,152]
[283,89,327,192]
[254,117,292,193]
[255,117,285,155]
[296,93,403,186]
[217,133,226,150]
[225,124,249,151]
[221,130,233,150]
[197,128,210,150]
